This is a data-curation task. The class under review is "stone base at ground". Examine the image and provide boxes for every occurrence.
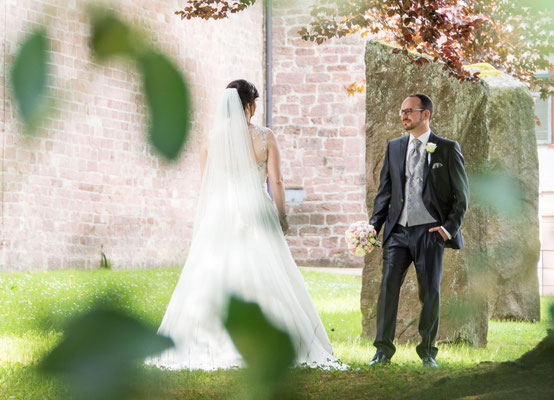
[361,41,540,347]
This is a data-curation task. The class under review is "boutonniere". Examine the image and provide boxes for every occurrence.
[426,143,436,165]
[425,143,437,154]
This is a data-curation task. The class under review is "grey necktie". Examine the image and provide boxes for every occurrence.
[406,139,423,226]
[407,139,422,177]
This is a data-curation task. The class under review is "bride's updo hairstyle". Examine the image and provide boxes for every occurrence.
[226,79,259,109]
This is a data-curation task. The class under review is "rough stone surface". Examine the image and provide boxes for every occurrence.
[483,77,541,321]
[361,41,540,347]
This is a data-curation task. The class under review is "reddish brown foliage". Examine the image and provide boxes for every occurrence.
[175,0,256,20]
[175,0,553,97]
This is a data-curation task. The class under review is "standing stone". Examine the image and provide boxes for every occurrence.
[362,41,540,347]
[478,70,541,321]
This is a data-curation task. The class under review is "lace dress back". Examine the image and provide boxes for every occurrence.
[249,124,269,187]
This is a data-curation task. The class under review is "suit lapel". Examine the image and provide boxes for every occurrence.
[398,135,409,186]
[422,131,438,188]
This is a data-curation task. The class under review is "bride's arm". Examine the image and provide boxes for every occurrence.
[267,130,288,233]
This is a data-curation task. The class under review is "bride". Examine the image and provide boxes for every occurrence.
[147,79,338,370]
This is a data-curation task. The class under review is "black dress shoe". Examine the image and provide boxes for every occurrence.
[369,352,391,366]
[422,356,438,368]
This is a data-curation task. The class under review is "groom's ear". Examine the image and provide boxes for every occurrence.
[423,109,432,120]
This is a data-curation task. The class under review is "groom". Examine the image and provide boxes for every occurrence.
[368,93,469,368]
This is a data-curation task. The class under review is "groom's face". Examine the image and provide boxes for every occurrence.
[400,97,426,132]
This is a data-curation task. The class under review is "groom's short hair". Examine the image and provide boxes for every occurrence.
[408,93,434,119]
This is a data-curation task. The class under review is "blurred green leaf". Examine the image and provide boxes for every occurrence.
[89,8,191,160]
[138,51,192,161]
[442,295,488,328]
[89,10,139,60]
[224,296,295,389]
[470,169,524,217]
[10,29,50,133]
[39,307,173,400]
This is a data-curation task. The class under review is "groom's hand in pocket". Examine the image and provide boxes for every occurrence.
[429,226,448,241]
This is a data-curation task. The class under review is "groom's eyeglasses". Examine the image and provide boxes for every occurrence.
[399,108,424,117]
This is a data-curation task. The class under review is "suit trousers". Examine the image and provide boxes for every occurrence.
[374,222,444,359]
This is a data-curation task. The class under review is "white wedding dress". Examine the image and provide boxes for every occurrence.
[146,89,338,370]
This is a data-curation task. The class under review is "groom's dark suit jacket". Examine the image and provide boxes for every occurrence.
[370,131,469,249]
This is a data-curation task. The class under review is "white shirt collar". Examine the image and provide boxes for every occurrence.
[409,130,431,147]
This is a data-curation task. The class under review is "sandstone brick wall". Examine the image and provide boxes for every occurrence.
[537,66,554,295]
[1,0,368,271]
[272,3,368,267]
[0,0,264,270]
[539,146,554,295]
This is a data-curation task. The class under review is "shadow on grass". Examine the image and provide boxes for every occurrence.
[406,306,554,400]
[2,361,222,400]
[4,330,553,400]
[406,354,554,399]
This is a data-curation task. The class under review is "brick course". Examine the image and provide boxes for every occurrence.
[0,0,264,270]
[272,3,367,267]
[1,0,368,271]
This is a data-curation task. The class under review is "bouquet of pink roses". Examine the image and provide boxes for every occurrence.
[345,221,381,256]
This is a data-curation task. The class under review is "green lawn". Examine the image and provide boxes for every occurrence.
[1,268,553,399]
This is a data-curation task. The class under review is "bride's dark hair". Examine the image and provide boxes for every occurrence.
[226,79,259,109]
